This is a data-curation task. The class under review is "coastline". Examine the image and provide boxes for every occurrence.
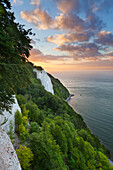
[65,94,74,102]
[66,93,113,162]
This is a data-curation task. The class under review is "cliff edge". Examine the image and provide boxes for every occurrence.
[0,128,21,170]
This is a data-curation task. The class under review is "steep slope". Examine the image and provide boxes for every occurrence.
[0,128,21,170]
[48,73,69,99]
[0,96,21,132]
[33,68,54,95]
[15,63,112,169]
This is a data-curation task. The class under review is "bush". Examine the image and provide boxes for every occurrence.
[16,145,33,169]
[15,110,22,132]
[30,122,39,133]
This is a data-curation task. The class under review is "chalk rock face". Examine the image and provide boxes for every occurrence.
[0,95,21,133]
[0,128,21,170]
[33,68,54,95]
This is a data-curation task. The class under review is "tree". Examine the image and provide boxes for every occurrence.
[15,110,22,132]
[16,145,33,169]
[52,125,68,158]
[30,122,39,133]
[25,101,40,123]
[0,0,33,114]
[29,132,67,169]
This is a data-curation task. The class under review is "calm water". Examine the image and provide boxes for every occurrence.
[53,70,113,153]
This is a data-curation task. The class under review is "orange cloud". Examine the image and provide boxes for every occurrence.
[47,32,91,45]
[21,7,86,32]
[30,0,40,6]
[57,0,79,14]
[29,48,71,63]
[21,9,53,29]
[13,0,23,4]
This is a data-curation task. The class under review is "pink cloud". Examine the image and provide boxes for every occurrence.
[57,0,79,14]
[21,9,53,29]
[13,0,23,4]
[95,31,113,46]
[30,48,71,62]
[47,32,91,45]
[30,0,40,6]
[54,43,103,60]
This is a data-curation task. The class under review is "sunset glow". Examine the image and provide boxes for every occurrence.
[11,0,113,72]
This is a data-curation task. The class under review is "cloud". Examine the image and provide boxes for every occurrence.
[13,0,23,4]
[54,13,86,32]
[47,32,91,45]
[21,9,86,32]
[95,31,113,46]
[54,43,103,60]
[20,0,113,64]
[30,0,40,6]
[57,0,79,14]
[21,9,53,29]
[86,12,103,33]
[105,51,113,61]
[30,48,71,62]
[21,0,103,34]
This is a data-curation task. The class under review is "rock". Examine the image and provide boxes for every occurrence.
[0,95,21,133]
[33,68,54,95]
[0,128,21,170]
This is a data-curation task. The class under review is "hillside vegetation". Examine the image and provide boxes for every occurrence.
[15,63,112,170]
[48,73,69,100]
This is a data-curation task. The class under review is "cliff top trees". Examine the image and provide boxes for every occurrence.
[0,0,34,115]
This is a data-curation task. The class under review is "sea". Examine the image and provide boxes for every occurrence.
[52,70,113,154]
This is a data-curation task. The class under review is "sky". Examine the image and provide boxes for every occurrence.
[10,0,113,72]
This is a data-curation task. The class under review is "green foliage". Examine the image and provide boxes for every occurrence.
[16,145,33,170]
[16,95,27,106]
[48,73,69,99]
[22,116,28,128]
[96,151,110,169]
[15,110,22,130]
[30,122,39,133]
[15,109,29,142]
[25,100,41,123]
[0,0,33,114]
[18,124,25,134]
[29,132,67,169]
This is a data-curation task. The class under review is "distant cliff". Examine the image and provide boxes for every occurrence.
[33,68,54,95]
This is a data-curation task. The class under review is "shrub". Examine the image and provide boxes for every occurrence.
[16,145,33,169]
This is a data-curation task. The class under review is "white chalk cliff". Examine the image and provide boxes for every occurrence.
[0,95,21,133]
[33,68,54,95]
[0,96,21,170]
[0,128,21,170]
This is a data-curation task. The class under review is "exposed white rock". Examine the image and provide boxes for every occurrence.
[109,159,113,166]
[0,128,21,170]
[0,95,21,133]
[33,68,54,95]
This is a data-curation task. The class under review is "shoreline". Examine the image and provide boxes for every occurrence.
[66,94,113,161]
[65,94,74,102]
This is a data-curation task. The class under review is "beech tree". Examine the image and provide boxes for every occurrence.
[0,0,34,115]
